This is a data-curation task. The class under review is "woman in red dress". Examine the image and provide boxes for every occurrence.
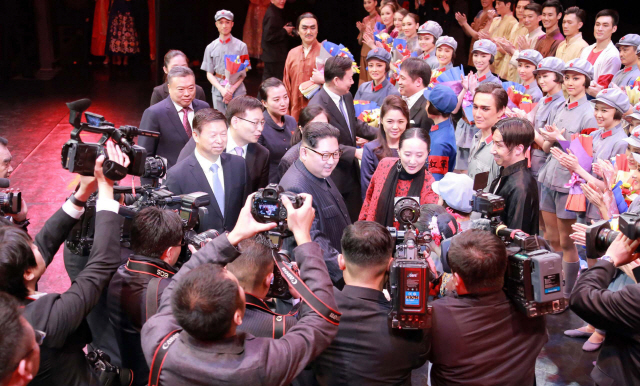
[359,127,439,227]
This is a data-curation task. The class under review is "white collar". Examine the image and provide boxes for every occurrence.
[565,32,584,44]
[527,26,543,37]
[225,128,249,156]
[323,84,343,106]
[405,89,424,109]
[194,148,221,172]
[172,99,193,114]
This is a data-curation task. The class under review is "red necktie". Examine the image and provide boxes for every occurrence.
[182,108,192,138]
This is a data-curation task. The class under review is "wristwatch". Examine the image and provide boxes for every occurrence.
[600,255,614,265]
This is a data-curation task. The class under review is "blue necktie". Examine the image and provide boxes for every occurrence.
[338,96,352,137]
[210,164,225,216]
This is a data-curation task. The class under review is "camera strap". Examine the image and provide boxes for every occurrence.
[271,251,341,326]
[148,329,182,386]
[125,259,176,279]
[245,293,299,339]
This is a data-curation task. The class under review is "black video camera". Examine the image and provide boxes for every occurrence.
[86,349,132,386]
[585,212,640,258]
[61,99,161,181]
[251,184,303,237]
[387,197,434,329]
[0,190,21,214]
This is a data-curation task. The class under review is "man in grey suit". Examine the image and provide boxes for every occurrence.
[279,122,350,287]
[141,192,339,386]
[139,66,210,169]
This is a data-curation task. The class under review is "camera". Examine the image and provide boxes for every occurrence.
[251,184,303,237]
[445,192,568,317]
[266,250,297,300]
[86,349,132,386]
[387,197,434,330]
[61,99,160,180]
[585,212,640,258]
[0,190,21,214]
[179,229,220,265]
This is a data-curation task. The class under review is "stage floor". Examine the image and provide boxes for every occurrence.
[0,63,598,385]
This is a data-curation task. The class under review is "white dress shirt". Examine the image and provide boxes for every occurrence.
[323,85,349,115]
[172,100,195,128]
[225,130,249,158]
[404,89,424,111]
[194,148,225,193]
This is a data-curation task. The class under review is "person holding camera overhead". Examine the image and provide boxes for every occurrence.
[359,127,438,228]
[0,141,128,386]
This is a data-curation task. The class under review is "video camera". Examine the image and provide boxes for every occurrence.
[0,190,21,215]
[66,185,210,266]
[86,349,132,386]
[585,212,640,258]
[387,197,434,330]
[443,191,568,317]
[61,99,161,181]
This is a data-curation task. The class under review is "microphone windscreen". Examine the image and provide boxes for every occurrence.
[0,178,10,188]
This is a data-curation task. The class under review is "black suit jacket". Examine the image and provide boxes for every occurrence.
[571,261,640,386]
[165,152,249,233]
[409,95,434,132]
[176,138,270,194]
[138,97,210,169]
[25,209,124,386]
[309,88,377,146]
[279,160,348,285]
[313,285,428,385]
[150,83,207,106]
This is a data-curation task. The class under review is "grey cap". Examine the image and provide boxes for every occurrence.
[563,58,594,81]
[517,49,543,67]
[215,10,234,21]
[431,173,474,213]
[616,34,640,48]
[418,21,443,39]
[366,47,392,64]
[626,102,640,121]
[592,88,631,114]
[533,56,565,75]
[435,36,457,52]
[472,39,497,57]
[624,126,640,148]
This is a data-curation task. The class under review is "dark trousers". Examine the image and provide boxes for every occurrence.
[263,61,286,81]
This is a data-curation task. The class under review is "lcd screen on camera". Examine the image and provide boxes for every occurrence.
[405,291,420,306]
[258,203,279,217]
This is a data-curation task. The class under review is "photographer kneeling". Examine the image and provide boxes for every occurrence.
[141,193,340,385]
[107,206,184,386]
[429,229,547,386]
[570,234,640,385]
[0,142,128,386]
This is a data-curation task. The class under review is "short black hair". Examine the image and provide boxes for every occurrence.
[324,56,353,84]
[0,292,26,381]
[341,221,394,275]
[296,12,318,30]
[541,0,563,15]
[130,207,184,260]
[258,77,286,102]
[0,137,7,147]
[524,3,542,16]
[447,229,508,293]
[301,122,340,149]
[491,117,535,151]
[172,263,243,341]
[193,108,227,134]
[496,0,514,13]
[0,226,36,299]
[564,6,586,23]
[474,83,509,111]
[226,237,274,292]
[400,57,431,88]
[399,127,431,153]
[595,9,619,26]
[427,100,450,119]
[226,95,264,124]
[167,65,195,84]
[291,105,329,146]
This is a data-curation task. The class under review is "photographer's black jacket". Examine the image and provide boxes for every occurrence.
[488,159,539,235]
[236,294,299,339]
[24,207,124,386]
[107,255,177,386]
[571,260,640,386]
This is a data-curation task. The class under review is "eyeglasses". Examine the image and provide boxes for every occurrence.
[304,147,343,161]
[236,116,266,129]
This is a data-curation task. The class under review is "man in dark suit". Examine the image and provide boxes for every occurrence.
[308,56,376,221]
[176,96,270,194]
[280,122,350,286]
[166,108,249,233]
[261,0,293,80]
[570,235,640,386]
[150,82,207,106]
[139,66,210,169]
[397,57,434,132]
[429,229,547,386]
[312,221,429,385]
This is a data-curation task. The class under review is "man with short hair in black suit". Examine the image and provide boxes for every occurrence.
[307,56,377,221]
[166,108,249,233]
[177,96,270,194]
[397,57,434,131]
[279,122,350,286]
[312,221,429,386]
[139,66,210,169]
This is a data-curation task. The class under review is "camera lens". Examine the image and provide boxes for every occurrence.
[596,228,619,254]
